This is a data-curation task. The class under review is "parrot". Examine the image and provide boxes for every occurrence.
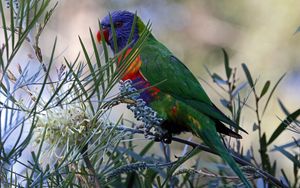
[96,10,251,187]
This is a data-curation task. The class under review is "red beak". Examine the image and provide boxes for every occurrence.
[96,29,109,43]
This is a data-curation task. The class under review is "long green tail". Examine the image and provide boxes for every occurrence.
[187,113,252,187]
[201,129,251,187]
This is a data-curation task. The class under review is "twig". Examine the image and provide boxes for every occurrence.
[111,126,288,188]
[171,137,286,188]
[81,144,101,188]
[101,98,135,109]
[174,168,255,181]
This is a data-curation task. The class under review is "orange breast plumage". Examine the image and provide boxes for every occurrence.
[117,48,142,81]
[117,48,160,103]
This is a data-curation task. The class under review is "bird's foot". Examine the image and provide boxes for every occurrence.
[154,132,172,144]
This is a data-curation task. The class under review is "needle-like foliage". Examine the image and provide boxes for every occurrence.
[0,1,299,188]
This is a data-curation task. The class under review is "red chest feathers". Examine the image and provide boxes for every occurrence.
[117,49,160,102]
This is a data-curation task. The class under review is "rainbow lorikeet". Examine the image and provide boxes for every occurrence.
[97,11,251,187]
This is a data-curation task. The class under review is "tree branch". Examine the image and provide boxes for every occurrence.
[81,144,101,188]
[112,126,287,188]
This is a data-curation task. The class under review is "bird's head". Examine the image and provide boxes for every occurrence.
[96,10,140,53]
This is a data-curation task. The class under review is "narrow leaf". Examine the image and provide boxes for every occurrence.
[260,80,270,98]
[220,99,229,109]
[162,148,200,187]
[277,99,290,117]
[262,73,285,116]
[222,48,232,79]
[271,139,300,151]
[109,13,118,53]
[232,82,247,97]
[10,0,15,49]
[293,155,298,179]
[294,26,300,35]
[241,63,254,88]
[253,123,259,131]
[273,146,300,168]
[212,73,227,85]
[281,169,291,188]
[268,108,300,145]
[271,161,277,176]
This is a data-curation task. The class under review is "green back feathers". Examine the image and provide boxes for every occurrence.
[137,17,146,35]
[137,29,212,103]
[136,17,247,134]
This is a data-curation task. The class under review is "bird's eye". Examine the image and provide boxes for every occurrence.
[115,21,123,28]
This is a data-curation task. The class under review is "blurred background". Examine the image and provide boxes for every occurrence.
[44,0,300,107]
[26,0,300,182]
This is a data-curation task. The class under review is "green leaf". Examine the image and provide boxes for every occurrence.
[78,35,96,114]
[293,155,299,181]
[260,80,270,98]
[277,99,291,117]
[268,108,300,145]
[162,148,200,187]
[273,146,300,168]
[281,169,291,188]
[109,13,118,53]
[10,0,15,49]
[220,99,230,109]
[252,123,259,131]
[271,139,300,151]
[271,161,277,176]
[144,169,159,188]
[232,82,247,97]
[89,27,102,73]
[127,11,138,45]
[222,48,232,80]
[0,0,9,61]
[212,73,227,85]
[262,73,286,116]
[156,176,163,188]
[98,19,109,63]
[241,63,254,88]
[9,0,50,63]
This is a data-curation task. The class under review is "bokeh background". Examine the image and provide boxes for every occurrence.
[9,0,300,183]
[44,0,300,109]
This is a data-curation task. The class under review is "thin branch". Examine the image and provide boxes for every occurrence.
[81,144,101,188]
[111,126,288,188]
[174,168,255,181]
[171,137,286,188]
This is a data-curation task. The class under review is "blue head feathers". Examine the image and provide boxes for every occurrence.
[100,10,139,53]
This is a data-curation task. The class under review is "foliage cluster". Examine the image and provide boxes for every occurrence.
[0,1,299,187]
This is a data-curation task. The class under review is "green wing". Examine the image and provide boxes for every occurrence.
[140,36,211,103]
[140,36,247,133]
